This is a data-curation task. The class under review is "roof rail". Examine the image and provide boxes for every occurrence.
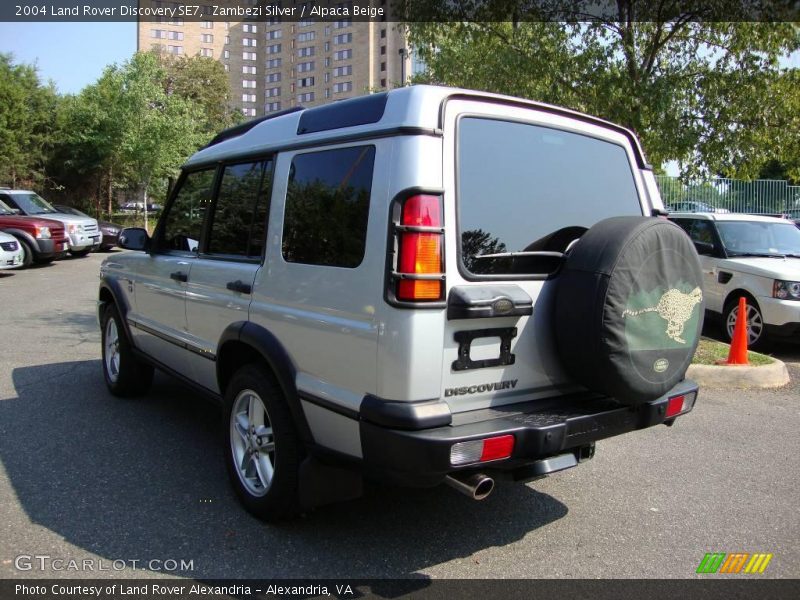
[204,106,305,149]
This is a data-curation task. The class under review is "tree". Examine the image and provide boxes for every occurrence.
[49,52,209,219]
[0,54,58,188]
[112,53,206,227]
[156,52,243,135]
[405,1,800,178]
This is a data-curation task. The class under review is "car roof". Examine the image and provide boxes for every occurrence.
[185,84,649,169]
[668,212,791,224]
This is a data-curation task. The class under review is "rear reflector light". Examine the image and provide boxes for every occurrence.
[665,391,697,418]
[395,194,444,302]
[665,396,684,418]
[450,435,515,466]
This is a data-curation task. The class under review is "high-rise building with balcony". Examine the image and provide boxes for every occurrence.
[136,1,412,117]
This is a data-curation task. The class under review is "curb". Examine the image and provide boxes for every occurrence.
[686,359,790,389]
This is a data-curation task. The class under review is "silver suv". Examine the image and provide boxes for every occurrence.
[98,86,704,520]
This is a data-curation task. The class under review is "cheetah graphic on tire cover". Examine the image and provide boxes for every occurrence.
[622,287,703,344]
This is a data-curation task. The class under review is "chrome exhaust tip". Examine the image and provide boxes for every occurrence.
[445,472,495,501]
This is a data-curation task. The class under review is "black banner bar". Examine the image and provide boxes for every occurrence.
[2,579,799,600]
[1,1,798,23]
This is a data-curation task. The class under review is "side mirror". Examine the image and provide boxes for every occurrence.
[118,227,150,251]
[693,240,715,256]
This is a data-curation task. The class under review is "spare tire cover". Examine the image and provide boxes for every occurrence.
[554,216,704,405]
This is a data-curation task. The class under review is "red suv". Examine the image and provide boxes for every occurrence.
[0,201,69,266]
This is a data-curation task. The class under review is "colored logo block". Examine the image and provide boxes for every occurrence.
[696,552,773,574]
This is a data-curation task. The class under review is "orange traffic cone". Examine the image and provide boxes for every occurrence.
[726,297,750,365]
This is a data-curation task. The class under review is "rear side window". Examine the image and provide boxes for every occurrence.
[282,145,375,268]
[206,160,272,258]
[458,117,641,276]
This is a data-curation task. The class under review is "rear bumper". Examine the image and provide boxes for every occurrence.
[359,380,698,487]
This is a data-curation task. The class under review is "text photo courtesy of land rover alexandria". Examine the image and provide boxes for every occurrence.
[99,86,703,521]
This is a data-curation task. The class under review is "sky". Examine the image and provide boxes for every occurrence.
[0,22,136,94]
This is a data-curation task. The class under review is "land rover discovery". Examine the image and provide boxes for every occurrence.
[99,86,703,520]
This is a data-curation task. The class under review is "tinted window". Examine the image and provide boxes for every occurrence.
[282,145,374,267]
[458,117,641,276]
[206,160,271,257]
[671,218,694,236]
[158,168,215,253]
[692,220,716,245]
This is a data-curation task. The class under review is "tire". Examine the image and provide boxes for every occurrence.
[724,296,767,351]
[224,364,303,522]
[554,217,704,405]
[69,248,92,257]
[101,304,154,397]
[17,239,34,268]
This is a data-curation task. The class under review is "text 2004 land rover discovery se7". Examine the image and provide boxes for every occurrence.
[99,86,703,520]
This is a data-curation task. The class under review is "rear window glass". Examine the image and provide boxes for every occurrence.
[282,145,374,268]
[458,117,641,276]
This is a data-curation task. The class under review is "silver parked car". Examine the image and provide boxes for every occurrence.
[98,86,704,520]
[0,190,101,256]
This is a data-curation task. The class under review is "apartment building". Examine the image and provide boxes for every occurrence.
[136,1,412,117]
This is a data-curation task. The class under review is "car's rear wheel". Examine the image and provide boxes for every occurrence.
[224,364,303,521]
[101,304,154,396]
[724,296,766,350]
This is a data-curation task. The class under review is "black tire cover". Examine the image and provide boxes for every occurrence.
[554,216,704,405]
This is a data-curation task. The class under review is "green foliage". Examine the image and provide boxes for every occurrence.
[157,51,243,135]
[0,54,58,188]
[406,3,800,178]
[46,51,233,217]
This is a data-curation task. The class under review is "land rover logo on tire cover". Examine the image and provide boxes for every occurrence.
[622,287,703,344]
[653,358,669,373]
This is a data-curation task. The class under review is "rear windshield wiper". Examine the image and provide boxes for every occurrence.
[474,251,564,259]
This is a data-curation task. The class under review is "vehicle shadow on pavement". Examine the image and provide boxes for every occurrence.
[2,361,568,579]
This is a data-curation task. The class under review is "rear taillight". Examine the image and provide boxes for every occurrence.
[450,435,515,466]
[392,194,444,302]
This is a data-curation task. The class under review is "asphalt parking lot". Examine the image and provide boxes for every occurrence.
[1,252,798,580]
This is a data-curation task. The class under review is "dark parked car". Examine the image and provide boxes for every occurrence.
[54,204,122,251]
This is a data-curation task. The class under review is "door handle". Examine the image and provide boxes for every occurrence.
[170,271,188,282]
[226,280,252,294]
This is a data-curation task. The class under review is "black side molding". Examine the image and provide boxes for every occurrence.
[360,395,452,430]
[447,285,533,320]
